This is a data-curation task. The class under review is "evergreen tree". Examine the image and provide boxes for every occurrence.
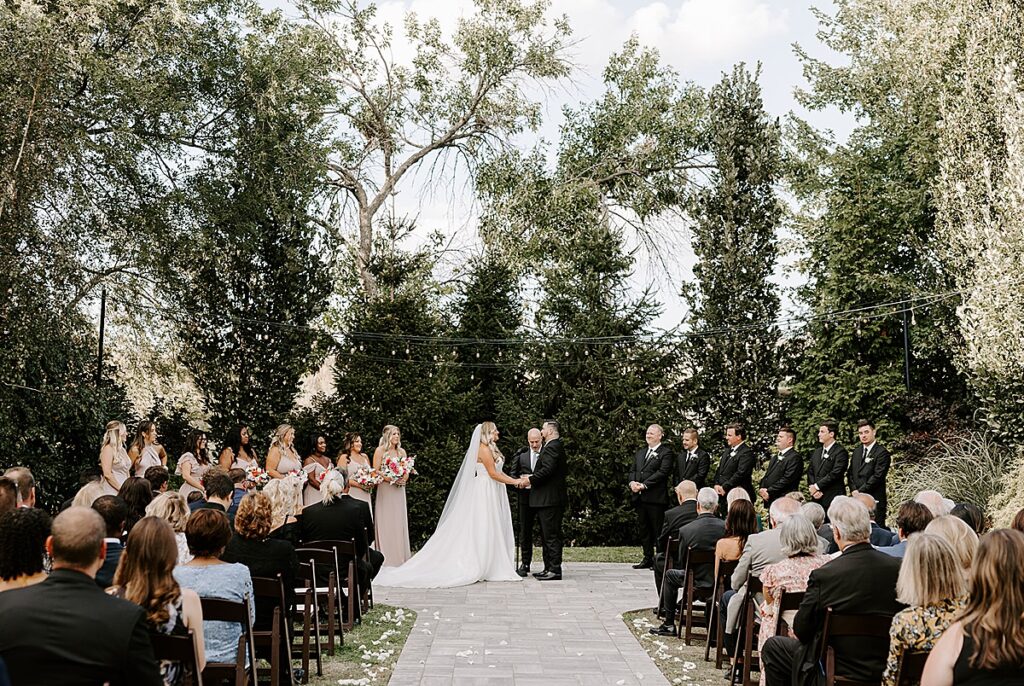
[685,64,782,452]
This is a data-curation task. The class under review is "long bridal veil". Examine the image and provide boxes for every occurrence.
[373,424,520,588]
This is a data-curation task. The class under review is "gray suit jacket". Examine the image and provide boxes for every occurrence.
[727,527,788,633]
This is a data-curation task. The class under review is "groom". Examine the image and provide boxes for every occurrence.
[523,420,567,581]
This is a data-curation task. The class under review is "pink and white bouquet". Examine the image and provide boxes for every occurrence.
[349,464,382,491]
[286,468,309,485]
[246,464,271,490]
[380,454,416,485]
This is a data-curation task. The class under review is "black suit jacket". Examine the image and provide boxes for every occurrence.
[529,438,567,508]
[791,543,903,685]
[628,444,673,505]
[759,448,804,504]
[807,443,849,509]
[300,496,375,557]
[507,446,536,502]
[676,513,726,588]
[674,447,711,490]
[657,499,699,552]
[712,442,756,500]
[222,534,299,627]
[0,569,162,686]
[847,443,891,503]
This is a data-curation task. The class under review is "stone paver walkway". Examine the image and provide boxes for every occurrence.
[377,562,667,685]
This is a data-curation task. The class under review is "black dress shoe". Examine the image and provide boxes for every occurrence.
[632,559,654,569]
[516,565,529,578]
[535,570,562,581]
[532,569,549,578]
[648,623,675,637]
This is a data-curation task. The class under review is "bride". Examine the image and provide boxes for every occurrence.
[373,422,523,588]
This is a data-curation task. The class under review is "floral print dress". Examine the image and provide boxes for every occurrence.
[882,596,966,686]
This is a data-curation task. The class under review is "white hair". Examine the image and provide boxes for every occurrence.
[320,469,347,504]
[801,502,826,529]
[769,495,801,525]
[915,490,953,517]
[727,487,751,508]
[828,496,871,544]
[697,487,719,513]
[779,515,820,557]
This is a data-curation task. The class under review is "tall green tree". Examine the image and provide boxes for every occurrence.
[684,64,782,451]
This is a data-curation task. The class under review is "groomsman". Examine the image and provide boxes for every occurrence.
[848,419,892,527]
[712,423,755,502]
[628,424,674,569]
[807,419,849,515]
[674,427,710,490]
[758,426,803,510]
[524,420,567,581]
[508,428,545,576]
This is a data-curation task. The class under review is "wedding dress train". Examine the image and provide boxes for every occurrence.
[372,425,521,588]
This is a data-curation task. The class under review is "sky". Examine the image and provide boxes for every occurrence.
[267,0,856,330]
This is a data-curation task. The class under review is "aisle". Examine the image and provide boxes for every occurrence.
[376,562,668,685]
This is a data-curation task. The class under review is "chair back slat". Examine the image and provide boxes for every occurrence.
[150,630,204,686]
[820,609,895,685]
[895,650,930,686]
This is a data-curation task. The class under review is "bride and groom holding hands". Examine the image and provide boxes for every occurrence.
[372,420,566,589]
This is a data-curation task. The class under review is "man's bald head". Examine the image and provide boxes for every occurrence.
[675,480,697,503]
[853,492,877,520]
[527,429,542,451]
[769,495,802,527]
[48,506,106,572]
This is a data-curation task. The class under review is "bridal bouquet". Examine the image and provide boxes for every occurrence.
[380,454,416,485]
[286,468,308,485]
[349,464,382,491]
[245,464,271,490]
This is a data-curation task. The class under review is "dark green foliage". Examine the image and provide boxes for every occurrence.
[684,64,782,452]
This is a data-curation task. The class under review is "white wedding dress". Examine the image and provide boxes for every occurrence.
[373,425,522,588]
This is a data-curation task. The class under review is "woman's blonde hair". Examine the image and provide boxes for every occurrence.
[960,529,1024,670]
[896,533,965,606]
[145,492,190,533]
[270,424,293,450]
[263,476,304,529]
[101,420,127,450]
[379,425,401,450]
[925,515,978,572]
[235,493,273,540]
[480,422,504,460]
[112,517,181,627]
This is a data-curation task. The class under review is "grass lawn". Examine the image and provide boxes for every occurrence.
[530,546,643,563]
[307,604,416,686]
[621,608,731,686]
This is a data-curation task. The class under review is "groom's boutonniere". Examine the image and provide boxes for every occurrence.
[864,455,874,463]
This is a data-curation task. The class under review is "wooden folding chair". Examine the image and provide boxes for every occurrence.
[895,650,930,686]
[658,537,679,620]
[150,629,204,686]
[292,561,322,683]
[731,575,763,686]
[295,548,343,653]
[251,574,293,686]
[199,596,256,686]
[819,609,895,686]
[677,547,716,645]
[302,539,360,629]
[705,558,739,667]
[774,589,805,638]
[361,527,374,611]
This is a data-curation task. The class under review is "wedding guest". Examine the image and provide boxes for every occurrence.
[303,434,332,507]
[950,502,987,535]
[263,476,304,547]
[925,515,978,579]
[653,480,699,593]
[0,507,162,685]
[0,477,14,515]
[99,421,132,496]
[852,492,894,546]
[807,419,849,515]
[110,517,205,686]
[921,528,1024,685]
[146,492,192,565]
[757,515,830,686]
[758,426,804,511]
[118,476,154,537]
[716,499,758,576]
[173,509,254,665]
[915,489,953,517]
[374,424,411,567]
[800,502,831,553]
[340,433,374,516]
[92,495,128,588]
[195,470,234,519]
[847,419,892,527]
[0,468,31,504]
[176,430,212,498]
[144,466,170,494]
[129,421,168,478]
[0,507,51,592]
[1013,506,1024,534]
[62,468,102,510]
[628,424,674,570]
[219,424,260,471]
[881,533,965,686]
[879,500,934,558]
[266,424,302,479]
[227,468,247,520]
[785,491,806,504]
[675,427,711,489]
[186,491,204,506]
[712,423,755,501]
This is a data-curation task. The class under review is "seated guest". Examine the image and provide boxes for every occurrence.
[852,492,895,546]
[0,478,17,517]
[761,496,903,686]
[144,466,170,494]
[2,467,35,508]
[785,491,806,504]
[654,480,699,593]
[1014,506,1024,534]
[226,468,247,520]
[728,486,764,531]
[300,470,384,590]
[921,528,1024,685]
[950,502,986,536]
[879,500,933,558]
[800,502,830,554]
[185,491,204,508]
[649,487,724,636]
[0,508,51,592]
[110,517,205,686]
[69,469,107,509]
[915,489,953,517]
[117,476,154,536]
[881,534,966,686]
[173,509,254,665]
[716,499,758,576]
[194,469,234,517]
[757,515,830,686]
[0,507,161,685]
[92,495,128,588]
[146,492,192,565]
[925,515,978,581]
[263,475,305,546]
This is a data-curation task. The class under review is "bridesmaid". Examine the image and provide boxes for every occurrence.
[99,420,132,495]
[374,425,411,567]
[266,424,302,479]
[341,432,374,517]
[129,420,168,477]
[302,434,331,506]
[177,430,213,498]
[218,425,259,471]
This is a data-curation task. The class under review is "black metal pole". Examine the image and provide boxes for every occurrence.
[96,286,107,387]
[901,308,911,393]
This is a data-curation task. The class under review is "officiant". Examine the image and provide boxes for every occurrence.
[628,424,674,570]
[508,428,545,577]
